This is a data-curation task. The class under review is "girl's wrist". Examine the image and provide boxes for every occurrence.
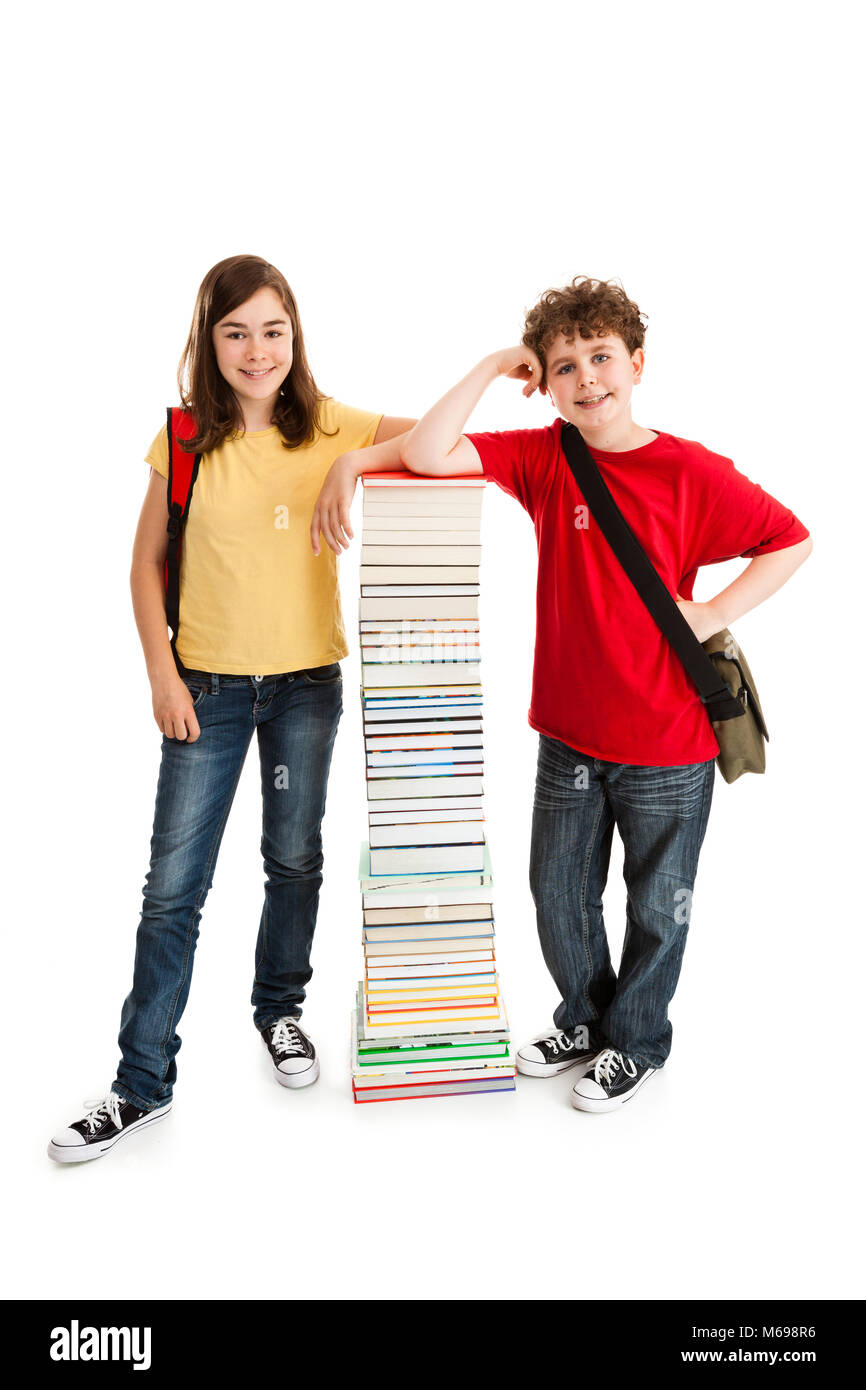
[148,657,182,687]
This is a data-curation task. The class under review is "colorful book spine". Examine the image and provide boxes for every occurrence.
[352,471,515,1103]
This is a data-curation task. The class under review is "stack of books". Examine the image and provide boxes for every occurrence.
[351,470,515,1103]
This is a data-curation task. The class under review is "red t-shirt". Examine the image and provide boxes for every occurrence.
[466,419,809,766]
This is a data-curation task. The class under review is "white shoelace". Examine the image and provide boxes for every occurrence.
[543,1030,575,1056]
[270,1019,305,1056]
[81,1092,123,1134]
[592,1049,637,1085]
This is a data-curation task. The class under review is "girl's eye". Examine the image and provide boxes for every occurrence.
[266,330,282,338]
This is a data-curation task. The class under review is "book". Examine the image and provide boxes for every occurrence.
[363,942,496,960]
[361,472,486,489]
[359,566,480,584]
[365,776,484,800]
[369,821,484,849]
[368,803,484,821]
[368,843,487,876]
[358,514,482,532]
[362,546,482,566]
[363,903,493,925]
[360,597,480,620]
[359,840,493,888]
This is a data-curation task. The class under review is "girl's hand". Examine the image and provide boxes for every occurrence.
[311,455,357,555]
[675,595,727,644]
[490,346,545,397]
[152,676,202,743]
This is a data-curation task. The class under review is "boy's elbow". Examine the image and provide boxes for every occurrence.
[401,433,440,476]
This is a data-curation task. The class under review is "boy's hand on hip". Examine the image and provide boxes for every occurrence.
[675,595,727,644]
[491,346,545,397]
[311,455,357,556]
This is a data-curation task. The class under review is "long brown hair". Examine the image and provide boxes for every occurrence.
[177,254,333,453]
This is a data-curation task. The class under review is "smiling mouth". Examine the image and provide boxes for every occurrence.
[576,393,610,407]
[241,367,275,378]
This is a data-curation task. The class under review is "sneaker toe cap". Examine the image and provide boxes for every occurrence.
[277,1057,314,1075]
[49,1126,86,1149]
[517,1043,547,1065]
[573,1077,606,1099]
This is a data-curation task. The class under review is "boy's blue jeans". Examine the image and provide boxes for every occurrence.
[529,733,715,1070]
[112,664,343,1112]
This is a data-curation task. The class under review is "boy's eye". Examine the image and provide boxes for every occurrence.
[593,354,609,363]
[557,364,574,375]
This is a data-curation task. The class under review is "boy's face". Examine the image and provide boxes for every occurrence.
[541,330,644,434]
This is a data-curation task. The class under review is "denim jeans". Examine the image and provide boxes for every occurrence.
[528,733,715,1069]
[113,663,343,1111]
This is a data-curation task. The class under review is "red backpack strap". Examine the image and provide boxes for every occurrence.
[164,406,202,673]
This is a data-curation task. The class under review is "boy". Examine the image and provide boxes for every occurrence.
[399,277,812,1112]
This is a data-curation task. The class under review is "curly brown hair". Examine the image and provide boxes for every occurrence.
[522,277,648,377]
[177,254,333,454]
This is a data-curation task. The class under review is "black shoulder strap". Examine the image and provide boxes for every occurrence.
[559,421,743,722]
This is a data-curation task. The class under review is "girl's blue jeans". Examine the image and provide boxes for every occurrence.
[529,733,715,1070]
[112,663,343,1112]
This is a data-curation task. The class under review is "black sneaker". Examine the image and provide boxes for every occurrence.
[571,1047,656,1112]
[260,1016,319,1089]
[516,1026,601,1078]
[47,1091,172,1163]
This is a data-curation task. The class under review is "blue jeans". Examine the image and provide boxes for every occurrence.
[113,663,343,1111]
[528,733,715,1069]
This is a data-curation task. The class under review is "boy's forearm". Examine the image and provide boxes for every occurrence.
[707,536,813,629]
[402,356,499,471]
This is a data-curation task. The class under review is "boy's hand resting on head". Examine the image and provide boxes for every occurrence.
[311,454,357,556]
[675,595,727,644]
[151,675,203,743]
[490,345,545,397]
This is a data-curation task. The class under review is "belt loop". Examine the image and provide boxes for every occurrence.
[211,672,219,696]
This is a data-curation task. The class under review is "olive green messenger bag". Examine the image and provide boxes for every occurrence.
[560,422,768,784]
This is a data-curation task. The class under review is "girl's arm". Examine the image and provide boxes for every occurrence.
[676,536,814,642]
[311,415,416,556]
[130,469,204,741]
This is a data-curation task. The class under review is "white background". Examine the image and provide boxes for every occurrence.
[4,0,862,1301]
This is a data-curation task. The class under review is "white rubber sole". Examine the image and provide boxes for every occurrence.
[273,1056,320,1089]
[47,1101,173,1164]
[570,1068,656,1112]
[516,1049,603,1079]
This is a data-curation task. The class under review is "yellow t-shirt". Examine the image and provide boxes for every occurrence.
[146,398,382,675]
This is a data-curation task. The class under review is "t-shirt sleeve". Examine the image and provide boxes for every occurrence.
[146,424,170,479]
[464,428,551,517]
[686,447,810,573]
[325,399,384,454]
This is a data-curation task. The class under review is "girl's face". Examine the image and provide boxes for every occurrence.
[212,286,294,417]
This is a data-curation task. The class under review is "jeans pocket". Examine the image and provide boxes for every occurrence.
[183,681,209,710]
[301,662,342,685]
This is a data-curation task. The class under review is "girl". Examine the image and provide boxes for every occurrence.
[48,254,414,1162]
